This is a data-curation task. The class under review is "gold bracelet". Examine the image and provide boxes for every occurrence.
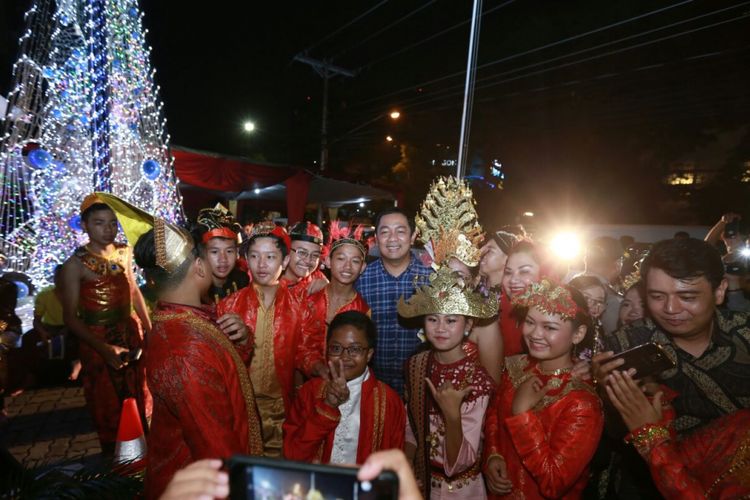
[625,424,670,457]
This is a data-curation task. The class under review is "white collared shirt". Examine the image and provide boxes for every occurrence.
[330,369,369,464]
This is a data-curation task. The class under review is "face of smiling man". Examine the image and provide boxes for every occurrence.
[375,212,417,269]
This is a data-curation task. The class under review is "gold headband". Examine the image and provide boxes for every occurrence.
[94,192,193,273]
[416,176,484,268]
[397,265,498,319]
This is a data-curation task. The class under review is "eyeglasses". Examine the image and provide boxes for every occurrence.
[583,294,606,308]
[291,248,321,262]
[327,344,368,357]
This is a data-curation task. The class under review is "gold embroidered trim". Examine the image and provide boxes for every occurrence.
[154,218,168,270]
[153,310,263,455]
[707,429,750,496]
[372,381,385,452]
[315,402,341,422]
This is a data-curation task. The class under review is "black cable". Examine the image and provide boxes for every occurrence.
[298,0,390,55]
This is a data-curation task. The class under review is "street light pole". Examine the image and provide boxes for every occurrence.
[293,55,355,172]
[456,0,483,179]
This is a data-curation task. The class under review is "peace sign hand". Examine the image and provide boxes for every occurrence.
[324,359,350,408]
[425,378,473,421]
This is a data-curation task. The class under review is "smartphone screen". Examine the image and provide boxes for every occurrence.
[230,455,398,500]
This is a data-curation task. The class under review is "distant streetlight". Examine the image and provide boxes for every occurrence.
[243,121,256,133]
[386,135,394,142]
[523,211,535,217]
[389,110,401,120]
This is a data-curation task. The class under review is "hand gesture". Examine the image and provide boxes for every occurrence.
[425,378,473,421]
[605,370,663,432]
[512,376,551,415]
[484,455,513,495]
[216,313,250,345]
[722,212,741,224]
[571,359,591,380]
[160,458,228,500]
[99,343,129,370]
[323,360,350,408]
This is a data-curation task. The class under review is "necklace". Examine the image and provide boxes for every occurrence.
[535,364,573,376]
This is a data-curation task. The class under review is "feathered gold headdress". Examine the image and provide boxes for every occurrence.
[397,265,498,319]
[196,203,241,243]
[621,271,641,293]
[415,176,484,268]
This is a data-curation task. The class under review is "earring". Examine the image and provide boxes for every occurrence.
[464,329,470,337]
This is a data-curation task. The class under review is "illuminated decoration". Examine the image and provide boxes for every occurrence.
[740,162,750,183]
[666,171,704,186]
[0,0,183,287]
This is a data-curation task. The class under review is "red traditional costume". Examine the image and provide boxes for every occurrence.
[499,291,524,357]
[625,397,750,499]
[285,268,328,304]
[74,243,151,448]
[217,282,323,456]
[144,302,263,499]
[483,354,603,499]
[282,367,405,464]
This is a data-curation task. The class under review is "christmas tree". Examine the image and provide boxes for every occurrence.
[0,0,183,287]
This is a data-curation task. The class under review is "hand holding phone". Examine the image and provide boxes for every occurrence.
[229,455,399,500]
[608,342,675,380]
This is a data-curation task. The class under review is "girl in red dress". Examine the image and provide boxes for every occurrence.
[484,279,603,499]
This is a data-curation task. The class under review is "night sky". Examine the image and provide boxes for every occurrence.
[1,0,749,227]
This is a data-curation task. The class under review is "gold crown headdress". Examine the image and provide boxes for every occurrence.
[621,271,641,293]
[512,279,582,321]
[416,176,484,268]
[397,265,498,319]
[196,203,241,243]
[94,192,193,274]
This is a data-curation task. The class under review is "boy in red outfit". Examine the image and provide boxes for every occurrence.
[283,311,405,464]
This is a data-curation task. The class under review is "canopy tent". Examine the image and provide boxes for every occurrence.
[172,146,395,222]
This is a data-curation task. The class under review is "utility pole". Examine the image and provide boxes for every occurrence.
[294,55,355,172]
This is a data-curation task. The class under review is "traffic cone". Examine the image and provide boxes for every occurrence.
[114,397,147,471]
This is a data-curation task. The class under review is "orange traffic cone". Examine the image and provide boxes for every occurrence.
[114,397,147,471]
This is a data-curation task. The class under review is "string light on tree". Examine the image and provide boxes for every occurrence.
[0,0,183,286]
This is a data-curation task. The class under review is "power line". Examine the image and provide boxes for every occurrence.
[298,0,390,55]
[362,0,517,69]
[374,7,750,115]
[332,0,438,60]
[354,0,698,108]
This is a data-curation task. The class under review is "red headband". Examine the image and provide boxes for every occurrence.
[201,227,238,243]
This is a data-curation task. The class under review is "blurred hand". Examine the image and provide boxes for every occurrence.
[484,455,513,495]
[160,458,228,500]
[358,449,421,500]
[99,343,128,370]
[425,378,472,421]
[512,376,551,415]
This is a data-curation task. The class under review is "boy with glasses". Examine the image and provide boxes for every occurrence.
[283,221,328,300]
[283,311,404,464]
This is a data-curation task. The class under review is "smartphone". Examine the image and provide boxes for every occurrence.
[609,342,675,379]
[228,455,399,500]
[119,347,143,363]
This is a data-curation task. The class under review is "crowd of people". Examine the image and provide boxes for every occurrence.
[1,175,749,499]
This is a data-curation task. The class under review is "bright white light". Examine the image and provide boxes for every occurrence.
[523,211,534,217]
[243,121,256,132]
[741,247,750,258]
[386,135,393,142]
[550,232,581,260]
[389,110,400,120]
[359,202,365,207]
[254,188,260,194]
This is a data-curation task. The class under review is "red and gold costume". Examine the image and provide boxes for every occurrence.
[484,355,603,499]
[285,268,328,304]
[74,243,151,448]
[306,286,370,328]
[499,291,524,357]
[626,399,750,499]
[282,367,405,464]
[217,282,323,456]
[144,302,262,499]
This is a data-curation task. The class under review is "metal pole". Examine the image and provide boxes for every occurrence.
[456,0,483,179]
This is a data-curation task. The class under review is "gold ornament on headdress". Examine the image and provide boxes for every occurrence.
[621,271,641,293]
[397,265,498,319]
[512,279,581,321]
[416,176,484,268]
[197,203,241,243]
[94,192,193,273]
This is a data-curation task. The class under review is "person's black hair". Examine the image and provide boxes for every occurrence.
[513,285,594,355]
[133,227,198,295]
[327,311,377,349]
[241,233,288,258]
[81,202,113,222]
[0,277,18,312]
[641,238,724,290]
[374,208,415,235]
[673,231,690,240]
